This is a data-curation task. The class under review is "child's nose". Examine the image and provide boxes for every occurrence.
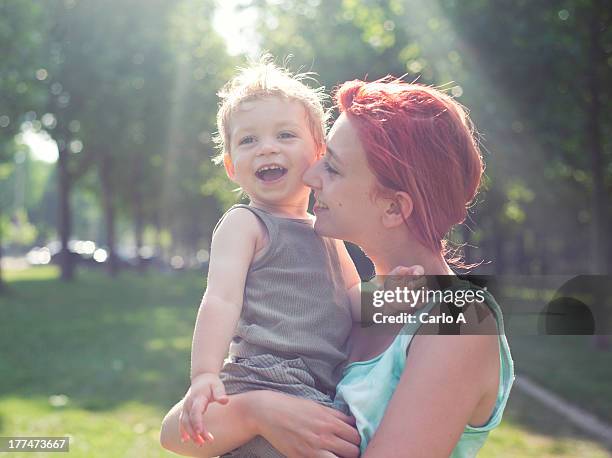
[303,159,322,189]
[256,139,279,156]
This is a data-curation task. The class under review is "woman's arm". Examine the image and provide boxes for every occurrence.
[253,391,361,458]
[363,332,498,458]
[160,391,361,458]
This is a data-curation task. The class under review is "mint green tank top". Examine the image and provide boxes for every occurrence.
[335,288,514,457]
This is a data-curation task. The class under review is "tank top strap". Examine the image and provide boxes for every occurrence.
[394,279,489,352]
[393,299,444,364]
[465,289,515,431]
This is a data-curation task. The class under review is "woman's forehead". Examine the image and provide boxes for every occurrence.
[326,114,366,164]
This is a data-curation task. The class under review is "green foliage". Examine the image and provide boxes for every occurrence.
[2,208,37,246]
[2,0,611,274]
[0,1,48,155]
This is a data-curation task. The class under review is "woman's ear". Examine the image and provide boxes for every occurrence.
[223,154,235,179]
[381,191,413,228]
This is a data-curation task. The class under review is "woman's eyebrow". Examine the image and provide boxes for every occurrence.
[325,146,344,165]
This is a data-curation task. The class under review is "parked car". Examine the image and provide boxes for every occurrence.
[42,240,106,268]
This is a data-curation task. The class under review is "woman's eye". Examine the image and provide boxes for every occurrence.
[324,161,339,175]
[279,131,296,139]
[239,136,255,146]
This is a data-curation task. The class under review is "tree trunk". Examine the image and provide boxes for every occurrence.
[0,205,5,293]
[587,0,607,274]
[58,145,75,281]
[99,155,118,277]
[537,230,548,275]
[494,238,504,275]
[133,174,145,274]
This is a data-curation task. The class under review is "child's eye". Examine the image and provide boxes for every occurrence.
[324,160,339,175]
[239,136,255,146]
[279,131,296,139]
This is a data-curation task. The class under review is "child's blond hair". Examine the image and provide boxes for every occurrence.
[213,55,328,164]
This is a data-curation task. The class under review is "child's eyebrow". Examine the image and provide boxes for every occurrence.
[231,127,252,138]
[274,121,302,130]
[232,122,302,137]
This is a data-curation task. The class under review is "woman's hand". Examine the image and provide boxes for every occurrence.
[247,390,361,458]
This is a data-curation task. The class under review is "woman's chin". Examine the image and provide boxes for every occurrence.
[313,216,344,239]
[313,216,333,237]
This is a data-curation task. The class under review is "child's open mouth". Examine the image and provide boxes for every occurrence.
[255,165,288,182]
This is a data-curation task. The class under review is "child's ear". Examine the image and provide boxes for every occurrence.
[223,154,235,179]
[381,191,413,229]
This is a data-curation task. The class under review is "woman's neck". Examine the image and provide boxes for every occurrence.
[361,228,453,276]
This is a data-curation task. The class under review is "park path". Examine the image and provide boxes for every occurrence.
[515,374,612,448]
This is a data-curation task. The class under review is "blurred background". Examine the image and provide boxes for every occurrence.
[1,0,611,456]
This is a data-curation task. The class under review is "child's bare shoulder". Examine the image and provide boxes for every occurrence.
[213,207,266,245]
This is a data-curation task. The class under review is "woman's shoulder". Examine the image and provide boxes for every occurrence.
[413,285,500,336]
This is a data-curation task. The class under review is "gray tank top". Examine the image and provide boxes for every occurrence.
[214,204,352,393]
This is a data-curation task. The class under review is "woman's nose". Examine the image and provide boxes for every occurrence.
[303,159,322,189]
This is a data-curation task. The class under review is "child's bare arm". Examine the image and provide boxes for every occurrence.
[183,208,264,443]
[191,208,261,376]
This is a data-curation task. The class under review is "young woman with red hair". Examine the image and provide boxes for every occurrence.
[161,78,513,457]
[302,78,514,457]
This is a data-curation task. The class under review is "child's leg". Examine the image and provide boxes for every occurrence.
[218,354,348,456]
[160,396,257,457]
[221,436,285,458]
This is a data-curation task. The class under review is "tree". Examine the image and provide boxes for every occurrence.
[0,1,47,290]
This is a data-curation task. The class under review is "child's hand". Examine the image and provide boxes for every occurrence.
[381,265,426,312]
[179,373,229,445]
[387,264,424,278]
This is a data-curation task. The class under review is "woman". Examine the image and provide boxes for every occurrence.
[160,78,514,457]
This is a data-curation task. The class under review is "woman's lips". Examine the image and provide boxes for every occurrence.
[313,200,329,213]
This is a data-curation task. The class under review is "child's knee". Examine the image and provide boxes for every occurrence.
[159,402,182,451]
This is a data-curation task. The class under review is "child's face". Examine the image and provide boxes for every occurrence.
[225,97,321,212]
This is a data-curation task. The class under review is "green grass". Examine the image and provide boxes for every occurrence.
[481,389,611,457]
[501,285,612,424]
[0,266,203,457]
[0,267,610,457]
[509,333,612,424]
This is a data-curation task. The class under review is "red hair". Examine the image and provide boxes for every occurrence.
[335,77,483,264]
